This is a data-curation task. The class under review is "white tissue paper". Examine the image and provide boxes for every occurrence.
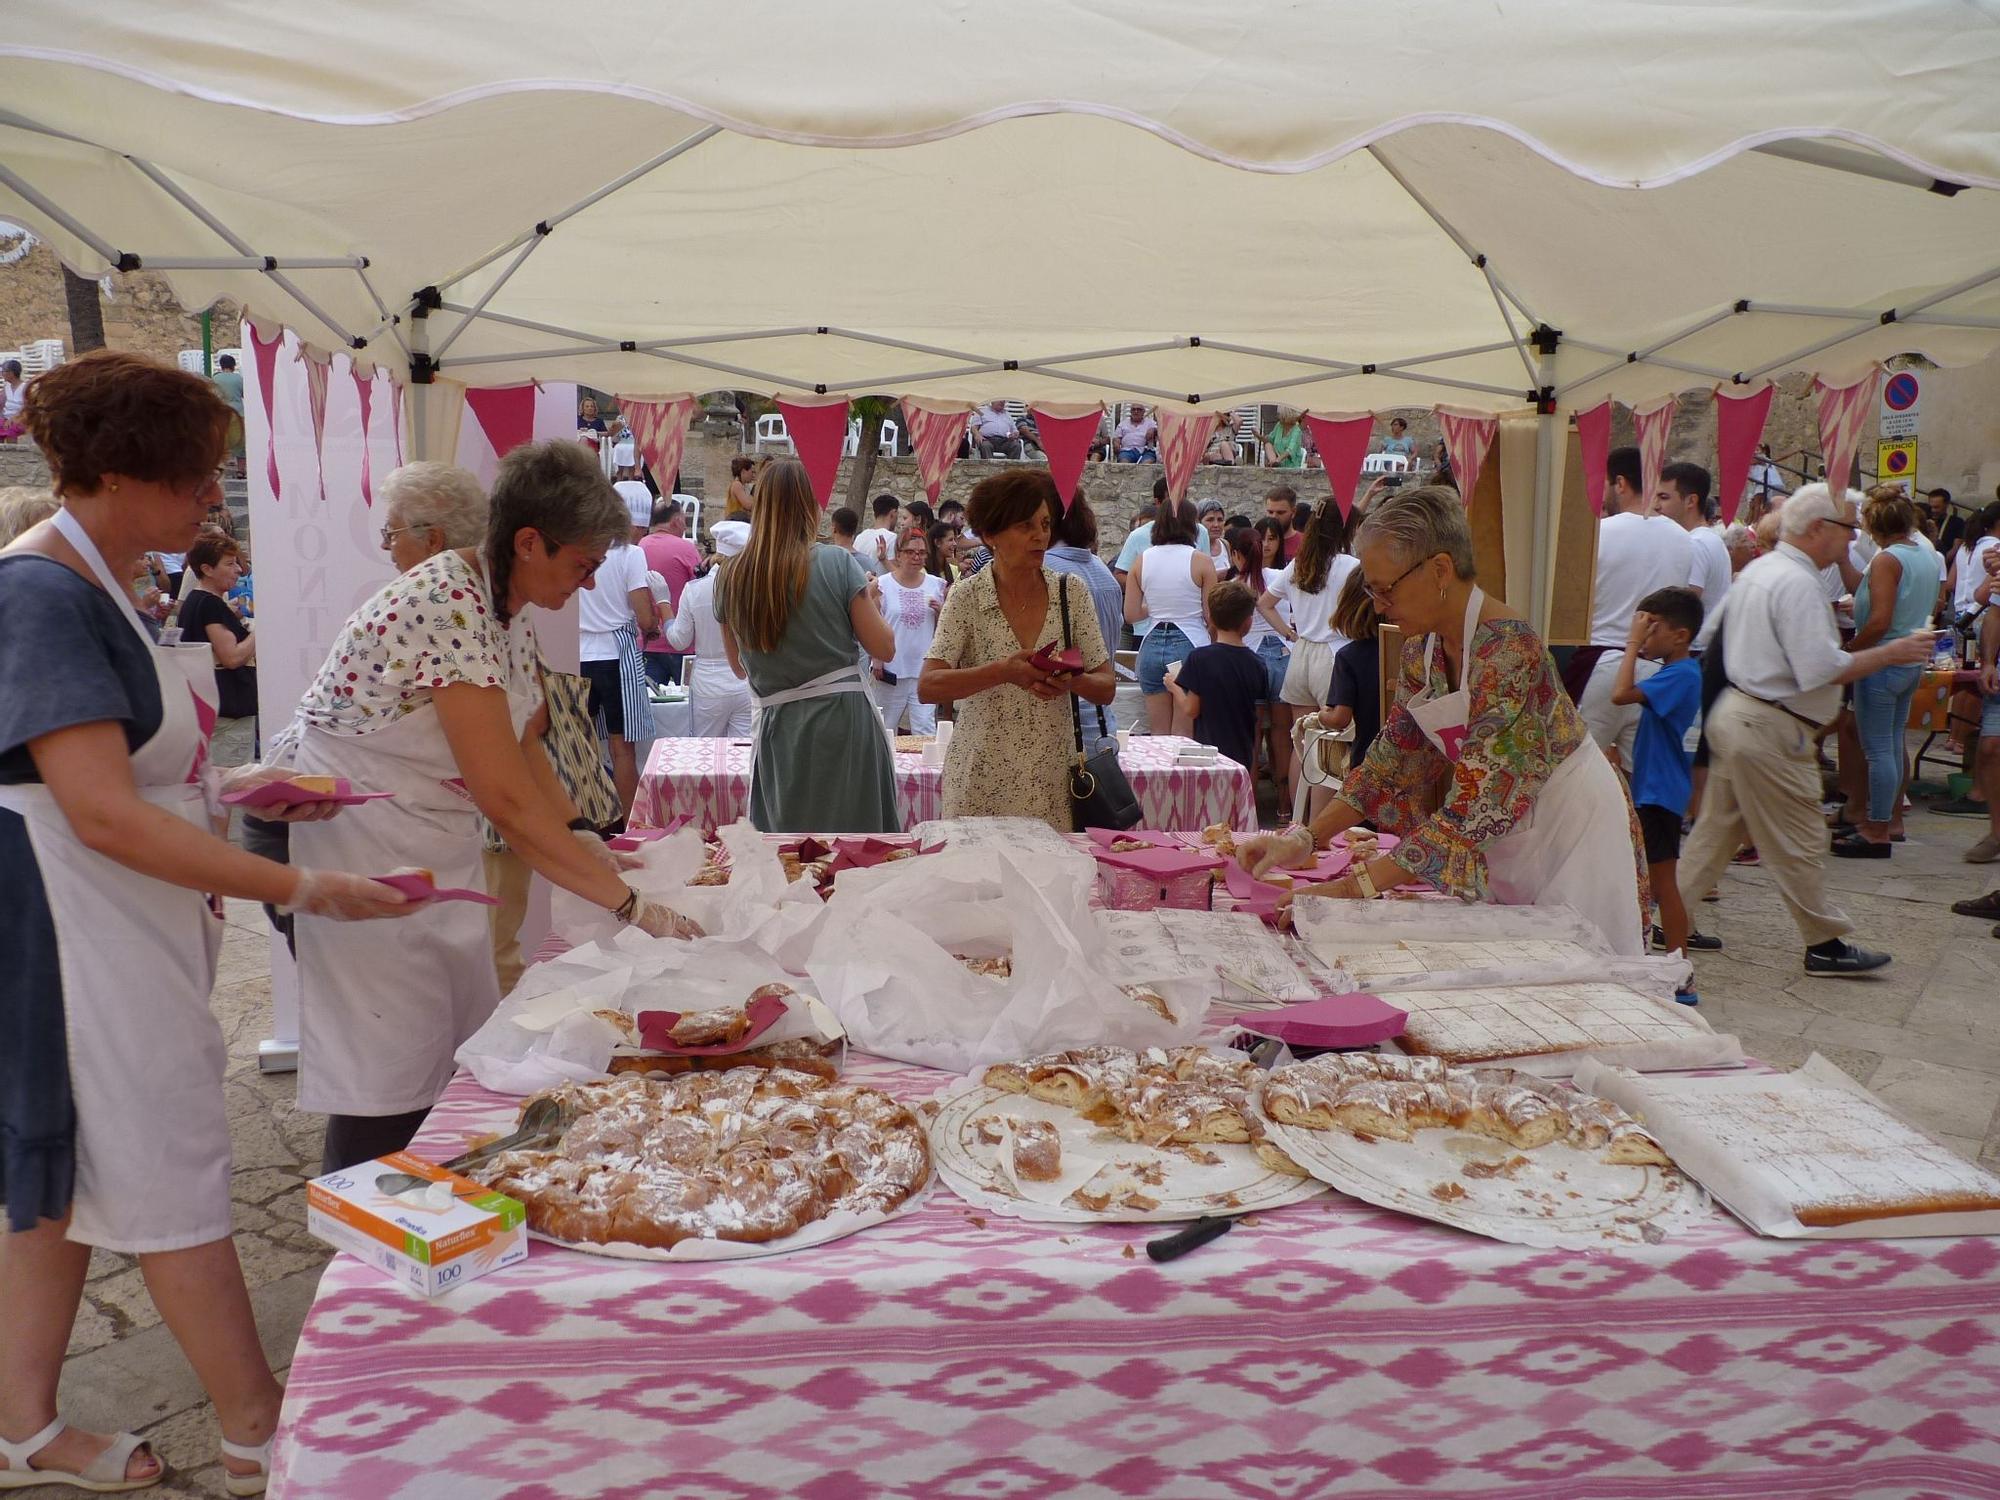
[806,849,1207,1073]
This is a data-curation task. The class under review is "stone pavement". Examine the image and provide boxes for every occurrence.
[30,780,2000,1497]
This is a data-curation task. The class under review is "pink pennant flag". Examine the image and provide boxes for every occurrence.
[1814,367,1882,496]
[300,353,332,499]
[899,398,971,505]
[1301,411,1375,520]
[1030,404,1104,510]
[1155,407,1212,505]
[1575,399,1613,516]
[464,384,539,461]
[352,366,376,507]
[248,323,284,502]
[619,395,697,491]
[774,395,851,509]
[1436,410,1498,506]
[1713,383,1776,524]
[1632,397,1676,505]
[390,381,405,464]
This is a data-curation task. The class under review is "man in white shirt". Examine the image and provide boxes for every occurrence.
[972,400,1023,460]
[1677,485,1935,976]
[1570,446,1694,767]
[578,541,661,819]
[611,464,654,541]
[1655,462,1732,647]
[852,493,903,576]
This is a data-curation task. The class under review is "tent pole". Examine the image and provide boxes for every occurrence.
[821,328,1004,365]
[1555,304,1744,397]
[819,362,1007,394]
[355,268,410,360]
[1528,358,1558,631]
[1562,338,1736,382]
[0,160,123,265]
[1483,265,1539,385]
[1900,312,2000,331]
[1740,260,2000,381]
[408,312,430,457]
[1366,145,1544,328]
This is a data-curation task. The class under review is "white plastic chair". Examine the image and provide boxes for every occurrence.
[1360,453,1411,476]
[20,338,64,375]
[752,413,793,455]
[878,419,900,455]
[842,418,862,457]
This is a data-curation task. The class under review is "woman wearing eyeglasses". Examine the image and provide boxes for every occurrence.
[873,526,948,735]
[1238,485,1650,956]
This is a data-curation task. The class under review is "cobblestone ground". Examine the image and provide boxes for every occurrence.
[28,722,2000,1497]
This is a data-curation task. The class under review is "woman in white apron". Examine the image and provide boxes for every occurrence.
[666,520,754,737]
[276,441,701,1174]
[715,460,900,832]
[1239,485,1648,955]
[0,352,410,1494]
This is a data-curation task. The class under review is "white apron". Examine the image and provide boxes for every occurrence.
[0,511,232,1252]
[1407,587,1645,957]
[286,581,541,1117]
[750,661,893,777]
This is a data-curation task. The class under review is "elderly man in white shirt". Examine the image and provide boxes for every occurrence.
[1677,484,1936,977]
[972,400,1023,460]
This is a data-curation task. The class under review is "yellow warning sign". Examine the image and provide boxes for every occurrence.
[1876,438,1918,494]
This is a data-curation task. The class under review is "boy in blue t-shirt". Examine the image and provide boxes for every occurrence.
[1610,586,1706,1003]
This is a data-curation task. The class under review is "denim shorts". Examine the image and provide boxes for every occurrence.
[1255,635,1290,702]
[1138,623,1195,695]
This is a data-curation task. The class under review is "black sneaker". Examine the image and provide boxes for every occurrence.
[1651,925,1723,953]
[1934,796,1990,818]
[1804,940,1892,976]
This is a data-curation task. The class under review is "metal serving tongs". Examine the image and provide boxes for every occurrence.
[370,1094,568,1198]
[1145,1036,1285,1262]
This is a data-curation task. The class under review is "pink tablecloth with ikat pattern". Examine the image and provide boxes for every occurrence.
[630,734,1258,835]
[271,1050,2000,1500]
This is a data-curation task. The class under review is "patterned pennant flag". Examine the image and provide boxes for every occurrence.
[1575,400,1614,516]
[774,395,852,508]
[1155,406,1213,505]
[1029,404,1104,509]
[1713,383,1776,523]
[1632,397,1676,505]
[1436,410,1498,506]
[1814,367,1883,497]
[619,394,697,492]
[1300,411,1375,520]
[352,365,375,507]
[900,398,972,505]
[300,351,332,500]
[248,321,284,501]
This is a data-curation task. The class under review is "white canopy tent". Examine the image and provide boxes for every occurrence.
[8,0,2000,619]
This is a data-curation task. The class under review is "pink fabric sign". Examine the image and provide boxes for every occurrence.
[1155,408,1213,504]
[1713,382,1776,523]
[900,399,969,504]
[1030,404,1104,509]
[1815,367,1882,496]
[1436,410,1498,506]
[1575,399,1613,516]
[351,368,375,507]
[619,395,697,490]
[1301,411,1375,519]
[774,395,851,508]
[463,384,539,461]
[1633,397,1676,504]
[249,323,284,501]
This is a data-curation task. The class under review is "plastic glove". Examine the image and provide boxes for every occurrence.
[573,828,644,871]
[1237,827,1316,879]
[629,897,703,940]
[283,869,413,921]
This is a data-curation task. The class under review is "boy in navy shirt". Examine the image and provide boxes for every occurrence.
[1169,581,1268,773]
[1611,585,1708,1001]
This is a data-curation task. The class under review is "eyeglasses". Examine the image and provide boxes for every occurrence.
[378,522,430,547]
[1823,517,1860,533]
[1363,556,1430,605]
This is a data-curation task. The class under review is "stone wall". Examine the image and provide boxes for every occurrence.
[0,237,240,368]
[0,444,50,488]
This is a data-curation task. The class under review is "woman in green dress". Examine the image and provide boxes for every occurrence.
[716,459,900,832]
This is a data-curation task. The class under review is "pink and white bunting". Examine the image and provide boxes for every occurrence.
[300,351,332,499]
[774,395,851,509]
[248,322,285,501]
[1029,403,1103,509]
[1155,407,1213,504]
[351,366,376,507]
[1814,367,1883,495]
[1300,411,1375,520]
[1713,383,1776,523]
[618,394,697,491]
[899,398,972,505]
[1575,400,1614,516]
[462,384,540,464]
[1436,409,1497,505]
[1632,397,1676,503]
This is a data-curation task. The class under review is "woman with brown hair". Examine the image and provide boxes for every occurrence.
[177,532,258,719]
[921,470,1117,829]
[0,350,412,1494]
[716,457,900,831]
[725,455,757,520]
[1256,498,1361,801]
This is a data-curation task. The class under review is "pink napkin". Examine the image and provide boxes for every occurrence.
[1235,992,1408,1049]
[219,777,393,809]
[635,990,790,1055]
[1093,844,1225,878]
[608,814,691,851]
[826,837,924,874]
[370,872,500,906]
[1085,827,1179,850]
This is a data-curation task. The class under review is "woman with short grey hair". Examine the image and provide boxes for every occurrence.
[274,439,701,1172]
[1236,484,1650,955]
[377,461,488,572]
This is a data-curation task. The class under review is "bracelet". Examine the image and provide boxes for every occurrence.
[612,885,640,922]
[1351,862,1379,900]
[567,816,597,834]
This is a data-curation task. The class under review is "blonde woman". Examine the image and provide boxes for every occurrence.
[716,458,900,831]
[0,485,57,546]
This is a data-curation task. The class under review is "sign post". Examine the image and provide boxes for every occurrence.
[1876,438,1918,495]
[1879,370,1921,438]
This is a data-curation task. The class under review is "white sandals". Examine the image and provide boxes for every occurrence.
[0,1418,159,1492]
[220,1434,274,1497]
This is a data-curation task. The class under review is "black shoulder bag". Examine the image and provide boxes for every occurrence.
[1059,574,1141,831]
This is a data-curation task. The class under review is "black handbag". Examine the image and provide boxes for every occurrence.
[1058,575,1141,831]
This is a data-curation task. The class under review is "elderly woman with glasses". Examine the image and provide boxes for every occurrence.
[1237,485,1650,955]
[377,460,490,572]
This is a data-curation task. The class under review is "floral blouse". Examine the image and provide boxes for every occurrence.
[1340,617,1622,900]
[292,550,542,736]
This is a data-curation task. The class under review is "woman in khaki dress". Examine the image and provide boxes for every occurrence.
[921,470,1116,830]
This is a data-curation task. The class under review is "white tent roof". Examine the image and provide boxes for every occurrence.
[7,1,2000,412]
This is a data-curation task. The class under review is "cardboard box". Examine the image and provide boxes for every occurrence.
[307,1151,527,1297]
